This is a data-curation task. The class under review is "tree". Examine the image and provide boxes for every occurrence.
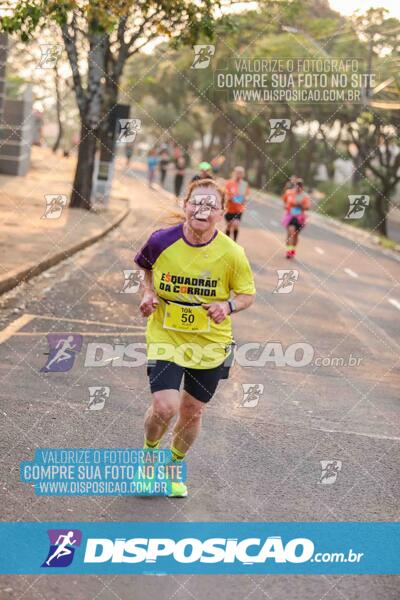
[6,33,77,152]
[1,0,218,209]
[348,111,400,235]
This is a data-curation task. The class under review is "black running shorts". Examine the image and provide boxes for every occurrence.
[147,360,231,403]
[225,212,242,222]
[288,216,304,231]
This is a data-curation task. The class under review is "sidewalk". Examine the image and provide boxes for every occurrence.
[0,146,130,294]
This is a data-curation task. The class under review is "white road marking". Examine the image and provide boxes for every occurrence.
[315,246,325,255]
[0,314,35,344]
[8,332,144,337]
[29,314,144,329]
[0,313,145,344]
[346,297,400,352]
[311,426,400,442]
[388,298,400,311]
[344,268,358,278]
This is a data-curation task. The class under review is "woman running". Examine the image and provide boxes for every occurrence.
[191,161,214,183]
[224,166,250,242]
[134,178,256,497]
[281,179,310,258]
[158,149,170,187]
[174,155,186,199]
[147,148,159,188]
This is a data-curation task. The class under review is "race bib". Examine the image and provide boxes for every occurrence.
[232,194,244,204]
[290,206,302,216]
[163,303,210,333]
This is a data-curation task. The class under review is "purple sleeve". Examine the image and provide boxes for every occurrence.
[134,232,158,270]
[134,224,183,270]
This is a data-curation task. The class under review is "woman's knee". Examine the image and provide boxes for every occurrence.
[180,394,205,421]
[152,393,179,421]
[287,227,295,238]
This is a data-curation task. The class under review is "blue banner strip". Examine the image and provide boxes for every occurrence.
[0,522,399,574]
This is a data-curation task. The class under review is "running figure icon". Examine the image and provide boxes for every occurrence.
[266,119,291,143]
[40,334,83,373]
[42,529,82,568]
[318,460,342,485]
[45,336,77,370]
[45,531,77,566]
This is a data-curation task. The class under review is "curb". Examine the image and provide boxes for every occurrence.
[0,205,130,296]
[311,211,400,259]
[310,208,400,255]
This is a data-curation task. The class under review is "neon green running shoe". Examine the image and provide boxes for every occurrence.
[143,439,160,450]
[168,481,188,498]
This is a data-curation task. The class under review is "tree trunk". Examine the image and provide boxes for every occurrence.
[63,22,107,210]
[244,146,252,172]
[352,152,363,186]
[255,155,264,188]
[288,129,300,175]
[52,67,63,153]
[69,121,97,209]
[98,104,115,162]
[223,125,235,174]
[52,121,63,154]
[302,136,318,185]
[99,76,120,161]
[375,188,388,236]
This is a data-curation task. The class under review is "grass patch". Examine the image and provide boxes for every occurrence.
[315,181,380,230]
[378,236,397,250]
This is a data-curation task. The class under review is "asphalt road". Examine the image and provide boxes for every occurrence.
[0,167,399,598]
[127,157,400,243]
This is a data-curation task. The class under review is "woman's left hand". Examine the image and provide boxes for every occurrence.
[202,302,230,324]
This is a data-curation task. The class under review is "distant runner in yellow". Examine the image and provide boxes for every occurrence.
[135,178,256,497]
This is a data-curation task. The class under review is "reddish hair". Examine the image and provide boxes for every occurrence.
[165,178,226,224]
[182,178,226,210]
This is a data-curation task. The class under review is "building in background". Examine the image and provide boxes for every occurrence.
[0,33,34,176]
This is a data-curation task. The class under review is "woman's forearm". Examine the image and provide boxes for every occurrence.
[232,293,255,313]
[140,269,154,294]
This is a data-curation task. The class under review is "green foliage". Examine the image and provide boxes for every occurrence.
[3,0,399,230]
[5,74,26,98]
[316,180,381,230]
[0,0,220,43]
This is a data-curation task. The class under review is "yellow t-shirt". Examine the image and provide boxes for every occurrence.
[134,223,256,369]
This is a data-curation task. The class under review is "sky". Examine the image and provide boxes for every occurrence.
[329,0,400,18]
[229,0,400,18]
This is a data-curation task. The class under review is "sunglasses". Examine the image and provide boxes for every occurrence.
[187,193,222,210]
